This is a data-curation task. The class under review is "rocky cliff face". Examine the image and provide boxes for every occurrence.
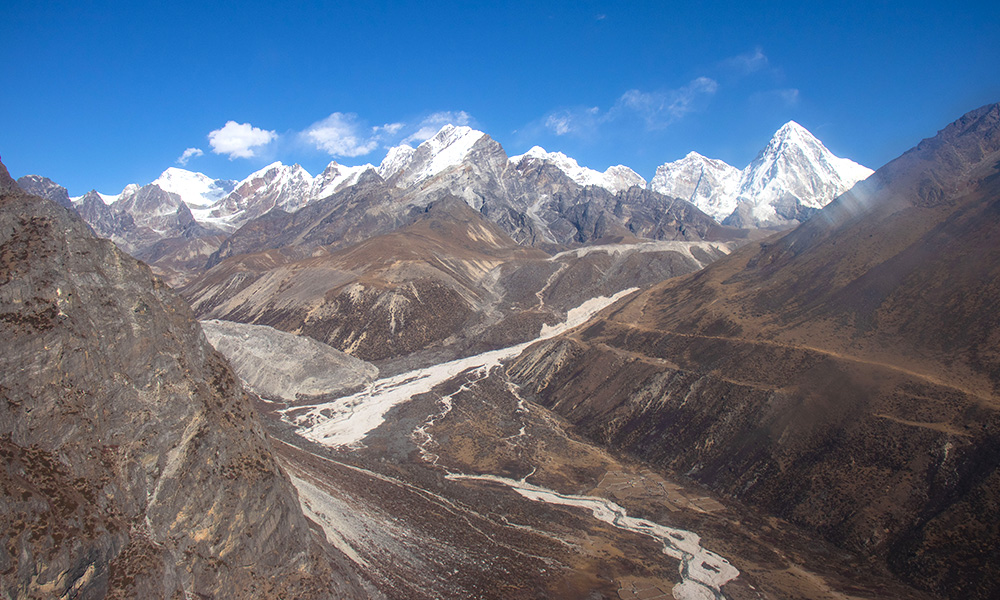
[0,169,371,599]
[507,103,1000,600]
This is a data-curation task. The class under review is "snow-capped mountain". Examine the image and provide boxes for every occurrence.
[726,121,873,228]
[650,121,873,228]
[152,167,236,208]
[509,146,646,194]
[202,162,315,227]
[380,125,487,187]
[310,161,376,200]
[22,120,875,287]
[202,161,378,229]
[648,152,741,222]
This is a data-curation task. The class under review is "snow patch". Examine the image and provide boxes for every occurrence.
[285,288,638,448]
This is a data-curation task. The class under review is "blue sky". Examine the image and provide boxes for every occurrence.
[2,0,998,195]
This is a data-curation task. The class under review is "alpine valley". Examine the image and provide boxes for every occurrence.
[3,105,998,600]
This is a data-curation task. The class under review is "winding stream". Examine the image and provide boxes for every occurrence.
[446,473,739,600]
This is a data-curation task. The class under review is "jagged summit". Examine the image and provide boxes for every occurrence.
[650,121,873,228]
[510,145,646,194]
[15,174,73,208]
[380,124,488,187]
[648,152,741,221]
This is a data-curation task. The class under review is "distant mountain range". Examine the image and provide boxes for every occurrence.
[52,121,870,231]
[16,122,870,286]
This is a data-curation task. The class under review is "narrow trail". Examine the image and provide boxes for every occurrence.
[600,314,992,403]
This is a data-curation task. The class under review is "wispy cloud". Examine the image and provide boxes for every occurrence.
[176,147,203,165]
[208,121,277,159]
[538,76,718,138]
[375,122,405,136]
[722,46,769,75]
[544,107,601,136]
[613,77,719,129]
[402,111,473,145]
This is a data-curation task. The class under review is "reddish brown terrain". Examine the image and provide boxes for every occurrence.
[507,103,1000,598]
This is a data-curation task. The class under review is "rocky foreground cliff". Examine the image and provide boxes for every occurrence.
[0,160,371,598]
[508,103,1000,599]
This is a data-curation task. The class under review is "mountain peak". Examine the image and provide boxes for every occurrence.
[723,122,873,227]
[766,121,823,153]
[15,174,73,209]
[775,119,809,135]
[153,167,235,209]
[510,145,646,193]
[649,153,741,220]
[381,124,488,187]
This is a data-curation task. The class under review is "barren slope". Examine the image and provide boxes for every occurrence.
[508,103,1000,599]
[185,197,735,368]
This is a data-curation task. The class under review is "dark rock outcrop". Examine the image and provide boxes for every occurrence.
[0,172,371,598]
[16,175,73,209]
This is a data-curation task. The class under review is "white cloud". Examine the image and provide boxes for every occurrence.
[304,112,383,157]
[208,121,277,159]
[375,122,404,136]
[614,77,718,129]
[176,147,203,165]
[402,111,473,145]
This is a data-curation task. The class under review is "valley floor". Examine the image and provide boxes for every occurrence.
[249,313,939,600]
